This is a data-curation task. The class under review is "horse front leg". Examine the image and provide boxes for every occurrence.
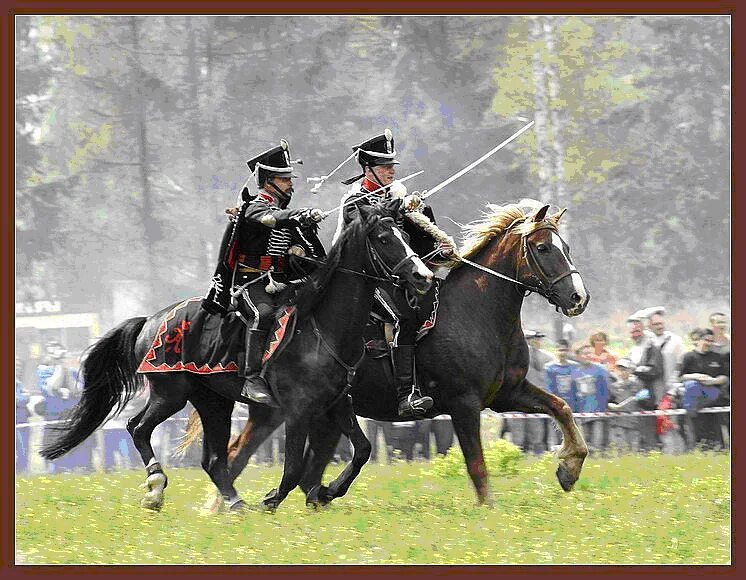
[260,416,310,512]
[299,418,345,508]
[450,400,493,506]
[323,411,372,502]
[508,381,588,491]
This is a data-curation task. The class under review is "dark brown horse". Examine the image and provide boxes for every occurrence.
[187,200,591,508]
[41,200,433,511]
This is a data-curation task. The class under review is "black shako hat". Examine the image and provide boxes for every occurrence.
[342,128,400,185]
[247,139,298,186]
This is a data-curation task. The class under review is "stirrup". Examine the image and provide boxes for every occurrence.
[397,388,433,418]
[241,375,279,407]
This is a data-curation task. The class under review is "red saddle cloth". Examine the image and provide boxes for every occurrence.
[137,298,296,375]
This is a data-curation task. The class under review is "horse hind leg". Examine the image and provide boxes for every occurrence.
[189,390,245,512]
[508,381,588,491]
[127,385,188,511]
[227,404,284,484]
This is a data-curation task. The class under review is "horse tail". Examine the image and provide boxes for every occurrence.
[40,317,148,460]
[173,409,203,456]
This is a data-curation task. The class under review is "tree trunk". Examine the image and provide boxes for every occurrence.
[130,16,156,307]
[543,17,569,237]
[530,16,552,202]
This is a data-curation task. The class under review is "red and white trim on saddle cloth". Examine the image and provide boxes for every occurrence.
[263,306,296,364]
[416,282,441,341]
[137,297,240,374]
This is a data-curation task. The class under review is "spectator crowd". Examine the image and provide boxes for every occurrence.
[16,307,730,474]
[504,308,730,455]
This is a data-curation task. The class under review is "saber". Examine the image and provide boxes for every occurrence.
[306,151,357,194]
[421,120,535,200]
[322,170,424,217]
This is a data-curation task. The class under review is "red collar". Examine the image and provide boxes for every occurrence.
[362,178,384,194]
[256,191,277,206]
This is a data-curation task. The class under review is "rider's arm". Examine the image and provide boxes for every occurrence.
[244,198,302,229]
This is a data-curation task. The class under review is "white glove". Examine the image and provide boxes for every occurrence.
[297,208,326,226]
[402,193,423,212]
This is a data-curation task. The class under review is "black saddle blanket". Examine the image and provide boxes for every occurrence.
[137,297,244,374]
[137,297,297,375]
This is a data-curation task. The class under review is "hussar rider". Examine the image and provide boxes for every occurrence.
[203,140,326,406]
[335,129,457,418]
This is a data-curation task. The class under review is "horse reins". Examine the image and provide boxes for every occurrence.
[457,221,578,307]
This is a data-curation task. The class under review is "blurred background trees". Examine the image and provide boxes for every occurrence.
[15,15,730,333]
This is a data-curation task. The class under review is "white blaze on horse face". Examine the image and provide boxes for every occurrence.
[551,232,587,304]
[391,227,433,280]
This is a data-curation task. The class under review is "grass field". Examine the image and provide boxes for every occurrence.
[15,445,730,565]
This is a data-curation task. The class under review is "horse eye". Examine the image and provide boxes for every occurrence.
[536,243,549,253]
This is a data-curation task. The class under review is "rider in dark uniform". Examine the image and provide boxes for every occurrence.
[202,139,326,406]
[336,129,456,418]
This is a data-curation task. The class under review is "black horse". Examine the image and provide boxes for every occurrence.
[186,201,591,508]
[40,200,433,511]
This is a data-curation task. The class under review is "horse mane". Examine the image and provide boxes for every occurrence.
[459,198,561,260]
[292,216,365,318]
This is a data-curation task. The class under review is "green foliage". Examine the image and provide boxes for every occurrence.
[15,451,729,564]
[427,439,523,479]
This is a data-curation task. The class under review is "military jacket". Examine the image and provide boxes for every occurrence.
[338,182,441,259]
[202,191,325,316]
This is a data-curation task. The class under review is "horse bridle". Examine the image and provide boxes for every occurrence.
[363,219,421,283]
[518,224,580,305]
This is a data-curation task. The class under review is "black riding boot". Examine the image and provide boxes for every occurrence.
[393,344,433,418]
[240,329,278,407]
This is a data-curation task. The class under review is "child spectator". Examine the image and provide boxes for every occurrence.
[545,339,577,448]
[607,358,645,451]
[589,331,617,373]
[572,344,610,451]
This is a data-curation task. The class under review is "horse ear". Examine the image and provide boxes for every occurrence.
[387,197,403,214]
[358,204,375,223]
[532,204,550,222]
[552,207,567,222]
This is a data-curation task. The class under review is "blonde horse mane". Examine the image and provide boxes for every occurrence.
[459,198,564,260]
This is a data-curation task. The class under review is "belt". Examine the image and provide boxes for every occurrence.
[237,255,287,273]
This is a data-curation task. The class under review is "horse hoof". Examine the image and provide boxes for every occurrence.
[229,499,249,512]
[141,494,164,511]
[258,488,280,513]
[556,464,576,492]
[258,500,278,513]
[306,485,332,509]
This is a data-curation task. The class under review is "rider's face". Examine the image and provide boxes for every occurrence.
[268,176,294,196]
[366,164,396,186]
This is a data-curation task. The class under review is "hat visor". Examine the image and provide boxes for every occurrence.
[370,159,400,167]
[268,170,298,179]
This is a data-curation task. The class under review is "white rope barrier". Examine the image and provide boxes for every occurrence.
[492,406,730,419]
[15,407,730,429]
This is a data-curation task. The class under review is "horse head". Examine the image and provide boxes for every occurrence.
[358,200,433,296]
[513,204,590,317]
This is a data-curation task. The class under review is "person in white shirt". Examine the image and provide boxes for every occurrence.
[644,308,686,399]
